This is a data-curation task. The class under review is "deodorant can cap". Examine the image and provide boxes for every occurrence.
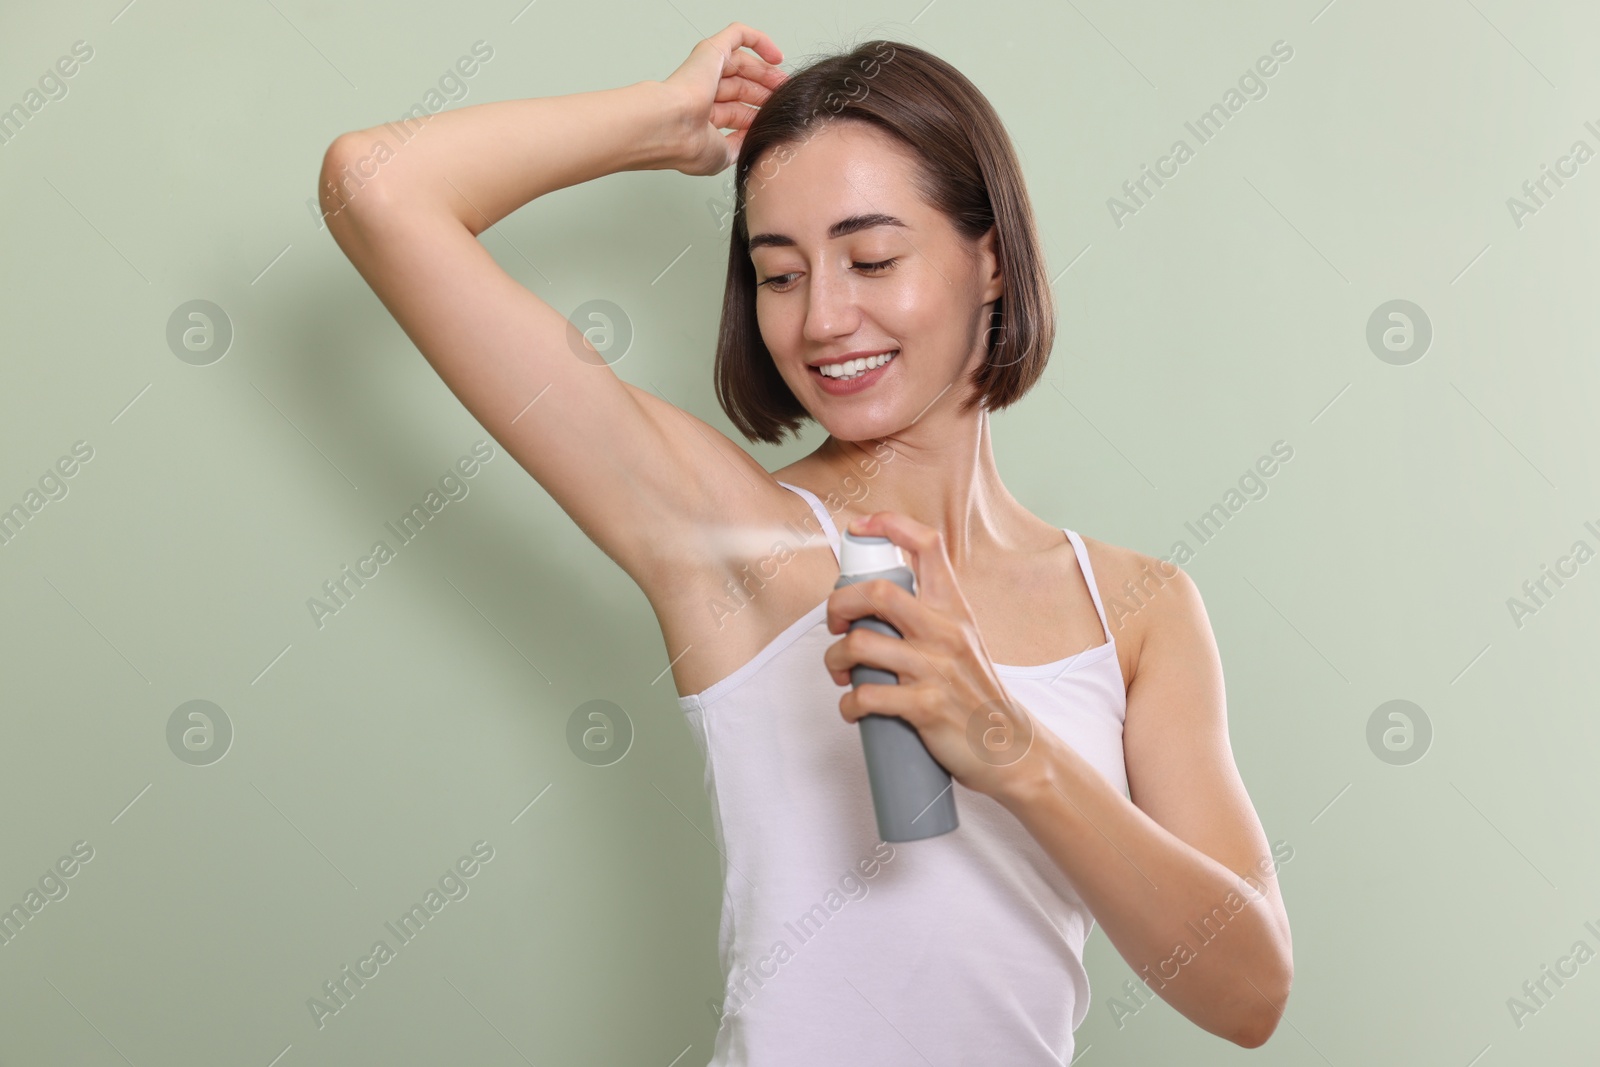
[839,532,906,577]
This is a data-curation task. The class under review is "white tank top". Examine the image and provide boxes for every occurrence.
[678,480,1129,1065]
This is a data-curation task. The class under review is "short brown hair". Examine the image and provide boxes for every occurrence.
[714,38,1056,446]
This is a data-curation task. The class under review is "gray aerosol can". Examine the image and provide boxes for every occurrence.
[835,530,960,842]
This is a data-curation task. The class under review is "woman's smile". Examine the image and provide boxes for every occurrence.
[810,349,899,394]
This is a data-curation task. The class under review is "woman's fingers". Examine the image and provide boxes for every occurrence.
[699,25,785,97]
[734,47,788,89]
[708,54,786,131]
[705,21,783,68]
[824,624,918,687]
[714,73,771,107]
[709,101,758,131]
[660,22,783,171]
[849,512,964,615]
[667,23,780,101]
[721,67,784,99]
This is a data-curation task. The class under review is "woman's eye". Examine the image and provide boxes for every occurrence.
[759,258,899,293]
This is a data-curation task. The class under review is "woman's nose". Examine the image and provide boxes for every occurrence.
[802,265,859,343]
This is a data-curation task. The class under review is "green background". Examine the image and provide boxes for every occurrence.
[3,0,1598,1063]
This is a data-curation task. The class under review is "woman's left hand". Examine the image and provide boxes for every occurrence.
[823,510,1053,805]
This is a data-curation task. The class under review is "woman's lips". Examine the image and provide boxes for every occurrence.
[810,351,898,395]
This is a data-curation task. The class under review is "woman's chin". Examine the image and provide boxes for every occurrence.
[811,400,908,442]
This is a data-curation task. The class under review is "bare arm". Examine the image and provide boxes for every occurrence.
[997,552,1293,1048]
[318,24,787,587]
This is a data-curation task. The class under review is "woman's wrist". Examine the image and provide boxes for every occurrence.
[626,79,700,173]
[990,721,1067,815]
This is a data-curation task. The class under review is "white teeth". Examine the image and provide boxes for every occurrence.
[820,351,897,379]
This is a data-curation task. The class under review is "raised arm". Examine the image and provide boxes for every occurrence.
[317,24,787,590]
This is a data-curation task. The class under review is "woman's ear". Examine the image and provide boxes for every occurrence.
[977,223,1003,304]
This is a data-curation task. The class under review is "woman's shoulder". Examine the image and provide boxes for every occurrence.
[1074,531,1187,589]
[1073,531,1205,679]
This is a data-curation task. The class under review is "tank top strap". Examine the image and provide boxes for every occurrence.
[775,481,841,564]
[1064,528,1113,645]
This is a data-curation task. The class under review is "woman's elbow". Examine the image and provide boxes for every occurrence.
[1233,958,1293,1048]
[317,133,403,228]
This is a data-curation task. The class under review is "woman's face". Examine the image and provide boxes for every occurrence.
[742,121,1003,441]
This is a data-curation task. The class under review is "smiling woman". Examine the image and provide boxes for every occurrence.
[716,49,1055,445]
[320,21,1291,1064]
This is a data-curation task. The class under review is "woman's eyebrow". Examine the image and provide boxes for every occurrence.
[748,213,909,251]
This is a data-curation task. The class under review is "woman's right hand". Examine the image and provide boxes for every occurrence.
[659,22,788,177]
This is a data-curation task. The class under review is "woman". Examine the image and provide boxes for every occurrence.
[320,23,1293,1063]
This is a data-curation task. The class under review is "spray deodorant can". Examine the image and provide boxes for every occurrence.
[835,530,960,842]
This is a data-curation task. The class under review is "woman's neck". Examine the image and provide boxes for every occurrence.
[803,411,1050,569]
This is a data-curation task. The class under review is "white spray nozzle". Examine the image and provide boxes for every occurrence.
[838,532,907,578]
